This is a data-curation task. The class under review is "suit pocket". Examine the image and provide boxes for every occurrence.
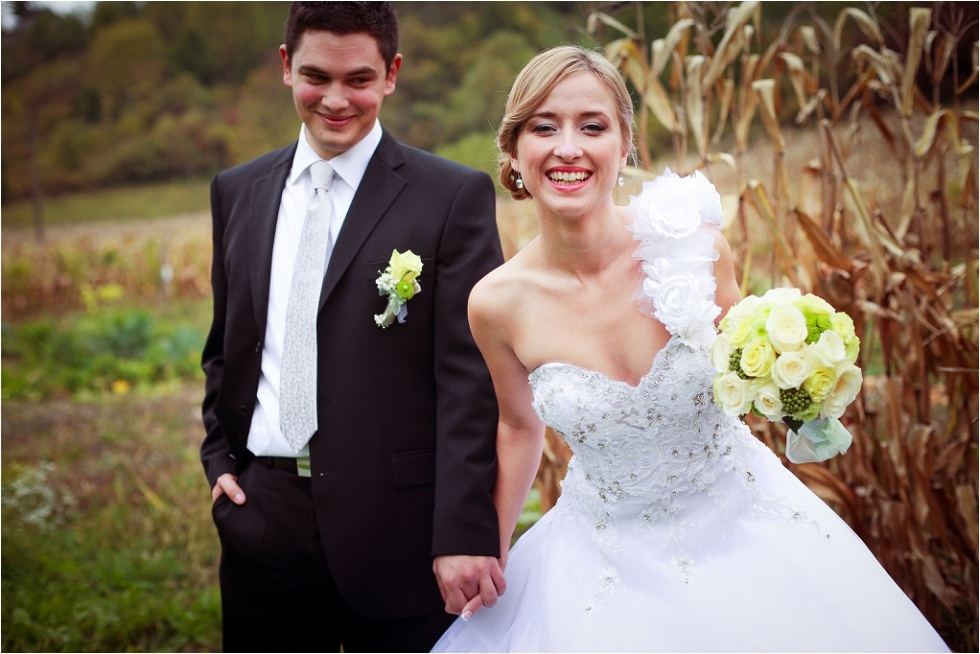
[391,449,436,488]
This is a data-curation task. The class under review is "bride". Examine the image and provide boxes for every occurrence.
[432,45,948,652]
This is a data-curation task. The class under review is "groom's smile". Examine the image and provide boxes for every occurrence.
[280,30,402,160]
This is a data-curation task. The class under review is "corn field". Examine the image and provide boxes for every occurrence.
[521,2,979,650]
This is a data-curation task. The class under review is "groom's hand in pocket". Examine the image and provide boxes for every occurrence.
[433,555,506,619]
[211,473,246,505]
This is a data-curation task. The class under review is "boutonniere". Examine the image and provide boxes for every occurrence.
[374,249,423,328]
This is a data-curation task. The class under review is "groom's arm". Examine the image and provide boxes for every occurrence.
[201,174,239,492]
[430,170,502,556]
[430,170,505,613]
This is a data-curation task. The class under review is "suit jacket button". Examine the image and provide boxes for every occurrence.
[255,341,262,353]
[238,403,249,416]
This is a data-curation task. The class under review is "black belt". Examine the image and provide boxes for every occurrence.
[254,455,311,477]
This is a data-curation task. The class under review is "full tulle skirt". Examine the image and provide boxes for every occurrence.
[432,437,948,653]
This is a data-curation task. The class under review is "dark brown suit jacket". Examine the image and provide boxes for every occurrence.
[201,130,502,618]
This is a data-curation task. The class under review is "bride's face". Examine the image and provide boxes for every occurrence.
[511,71,628,219]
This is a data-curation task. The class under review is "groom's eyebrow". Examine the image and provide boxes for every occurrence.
[297,65,379,79]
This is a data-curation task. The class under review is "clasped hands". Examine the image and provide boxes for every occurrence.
[433,555,506,620]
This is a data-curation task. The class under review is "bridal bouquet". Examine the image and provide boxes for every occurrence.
[710,288,862,463]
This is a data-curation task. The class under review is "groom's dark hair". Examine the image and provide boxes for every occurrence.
[284,2,399,68]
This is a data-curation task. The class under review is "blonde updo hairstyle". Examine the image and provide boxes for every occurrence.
[497,45,635,200]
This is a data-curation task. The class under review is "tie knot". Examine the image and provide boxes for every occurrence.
[309,160,334,191]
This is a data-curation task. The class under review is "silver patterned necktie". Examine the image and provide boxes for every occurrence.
[280,160,334,451]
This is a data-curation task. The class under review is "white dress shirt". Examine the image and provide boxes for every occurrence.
[247,120,383,456]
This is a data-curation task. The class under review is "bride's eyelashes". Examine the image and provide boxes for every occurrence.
[526,121,610,136]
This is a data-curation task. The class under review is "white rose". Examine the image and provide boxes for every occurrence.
[765,304,808,353]
[762,287,802,304]
[803,330,847,368]
[711,333,734,373]
[770,351,813,389]
[752,382,785,421]
[713,371,752,416]
[820,365,863,419]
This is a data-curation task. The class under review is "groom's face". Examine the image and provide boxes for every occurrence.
[281,30,402,160]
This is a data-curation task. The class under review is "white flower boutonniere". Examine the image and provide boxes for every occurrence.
[374,249,423,328]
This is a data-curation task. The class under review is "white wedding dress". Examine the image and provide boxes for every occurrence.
[432,171,948,653]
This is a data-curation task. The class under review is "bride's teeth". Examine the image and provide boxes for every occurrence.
[549,171,590,183]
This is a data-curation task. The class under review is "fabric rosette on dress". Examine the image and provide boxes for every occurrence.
[629,168,721,350]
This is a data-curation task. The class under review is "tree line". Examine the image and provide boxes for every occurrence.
[1,1,614,204]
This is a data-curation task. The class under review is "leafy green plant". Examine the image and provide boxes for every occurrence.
[2,288,204,400]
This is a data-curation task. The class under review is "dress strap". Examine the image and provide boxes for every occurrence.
[629,168,722,350]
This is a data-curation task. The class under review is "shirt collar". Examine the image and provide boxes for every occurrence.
[288,121,383,191]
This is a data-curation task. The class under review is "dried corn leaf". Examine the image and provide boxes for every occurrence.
[852,44,899,86]
[798,25,820,55]
[780,52,810,111]
[686,55,708,158]
[735,54,761,152]
[833,7,885,51]
[713,78,735,143]
[652,18,696,77]
[955,485,979,552]
[752,79,785,150]
[644,75,679,132]
[902,8,932,117]
[794,209,853,272]
[704,0,760,87]
[913,109,948,158]
[587,11,639,39]
[745,180,799,285]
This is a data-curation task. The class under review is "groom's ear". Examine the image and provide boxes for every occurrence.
[383,53,403,96]
[279,44,293,87]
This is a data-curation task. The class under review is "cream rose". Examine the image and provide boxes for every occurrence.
[713,371,753,416]
[803,367,836,402]
[803,331,846,369]
[820,365,863,419]
[752,382,784,421]
[762,287,802,304]
[711,333,734,374]
[739,337,776,378]
[765,304,808,353]
[770,352,813,389]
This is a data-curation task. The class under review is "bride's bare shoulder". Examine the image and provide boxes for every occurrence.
[469,239,544,329]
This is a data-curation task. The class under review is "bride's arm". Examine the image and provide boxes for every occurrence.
[468,272,546,568]
[710,228,741,319]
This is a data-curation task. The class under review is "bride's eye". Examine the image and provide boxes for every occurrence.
[530,123,557,135]
[582,122,607,133]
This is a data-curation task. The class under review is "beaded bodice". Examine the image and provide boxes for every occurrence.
[529,336,755,529]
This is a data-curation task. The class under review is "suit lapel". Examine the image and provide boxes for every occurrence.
[248,144,295,333]
[318,131,406,311]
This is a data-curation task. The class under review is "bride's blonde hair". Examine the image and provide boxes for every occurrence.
[497,45,635,200]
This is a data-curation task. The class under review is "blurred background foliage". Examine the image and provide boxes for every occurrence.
[1,1,977,652]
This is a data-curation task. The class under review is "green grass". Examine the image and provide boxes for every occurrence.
[1,386,221,652]
[1,178,212,229]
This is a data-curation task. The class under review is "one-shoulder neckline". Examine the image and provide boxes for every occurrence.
[528,335,679,390]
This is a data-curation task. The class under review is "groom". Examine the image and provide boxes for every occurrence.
[200,2,504,651]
